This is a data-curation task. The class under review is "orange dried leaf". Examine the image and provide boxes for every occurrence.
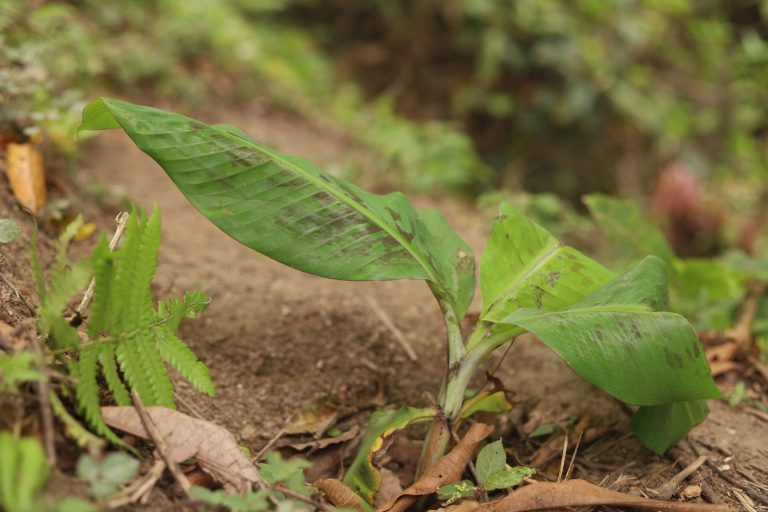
[378,422,493,512]
[6,142,46,215]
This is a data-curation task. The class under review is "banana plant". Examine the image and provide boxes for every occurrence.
[79,98,720,505]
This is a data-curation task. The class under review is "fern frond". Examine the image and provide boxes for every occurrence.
[41,312,81,350]
[49,392,105,449]
[157,291,211,333]
[39,259,91,349]
[41,259,91,316]
[88,238,115,338]
[75,345,121,444]
[135,333,175,407]
[130,209,161,329]
[98,343,131,406]
[154,327,214,396]
[108,210,141,334]
[114,336,155,404]
[51,215,84,277]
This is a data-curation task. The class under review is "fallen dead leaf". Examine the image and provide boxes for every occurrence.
[374,468,403,509]
[315,478,370,512]
[437,500,481,512]
[6,142,46,215]
[285,425,359,452]
[286,396,340,436]
[102,406,260,493]
[490,479,735,511]
[378,422,493,512]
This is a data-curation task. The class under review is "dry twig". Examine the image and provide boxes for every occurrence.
[72,211,129,322]
[651,455,707,500]
[130,391,193,498]
[106,458,166,509]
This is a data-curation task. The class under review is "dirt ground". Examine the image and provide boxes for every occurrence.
[1,99,766,511]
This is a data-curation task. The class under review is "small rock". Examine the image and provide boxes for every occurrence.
[239,425,257,439]
[679,484,701,500]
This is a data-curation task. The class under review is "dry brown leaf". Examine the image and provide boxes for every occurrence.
[102,406,259,493]
[315,478,369,512]
[378,422,493,512]
[437,500,481,512]
[374,468,403,509]
[286,396,341,436]
[491,479,735,512]
[285,425,359,452]
[6,142,46,215]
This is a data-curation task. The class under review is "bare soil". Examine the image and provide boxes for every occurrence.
[2,99,766,511]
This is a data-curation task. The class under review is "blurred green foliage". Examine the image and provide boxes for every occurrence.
[284,0,768,198]
[1,0,488,191]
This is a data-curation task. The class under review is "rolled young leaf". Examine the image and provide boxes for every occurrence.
[78,98,475,318]
[480,203,614,324]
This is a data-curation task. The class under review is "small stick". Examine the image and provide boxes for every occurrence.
[131,391,192,497]
[556,434,568,482]
[106,458,166,509]
[72,212,129,322]
[652,455,707,500]
[252,414,294,463]
[29,330,56,465]
[0,272,37,316]
[563,430,583,482]
[273,484,333,512]
[366,296,417,362]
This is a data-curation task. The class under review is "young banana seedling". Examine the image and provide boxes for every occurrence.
[78,98,720,506]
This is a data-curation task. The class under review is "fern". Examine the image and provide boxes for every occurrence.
[31,209,213,440]
[73,209,214,436]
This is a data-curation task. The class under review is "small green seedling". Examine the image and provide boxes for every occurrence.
[78,98,721,506]
[437,440,534,504]
[191,452,313,512]
[76,452,139,498]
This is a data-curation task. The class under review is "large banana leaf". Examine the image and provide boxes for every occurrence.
[479,203,614,324]
[78,98,475,317]
[499,257,720,407]
[630,400,709,454]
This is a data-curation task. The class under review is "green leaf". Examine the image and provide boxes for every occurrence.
[49,392,105,449]
[499,257,720,407]
[0,219,21,244]
[458,391,513,421]
[437,480,477,505]
[260,452,312,495]
[78,98,475,318]
[342,407,437,504]
[475,440,506,486]
[0,432,49,512]
[484,466,535,491]
[480,203,614,325]
[584,194,676,265]
[0,352,42,393]
[630,400,709,454]
[527,422,562,438]
[99,453,139,485]
[671,258,743,331]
